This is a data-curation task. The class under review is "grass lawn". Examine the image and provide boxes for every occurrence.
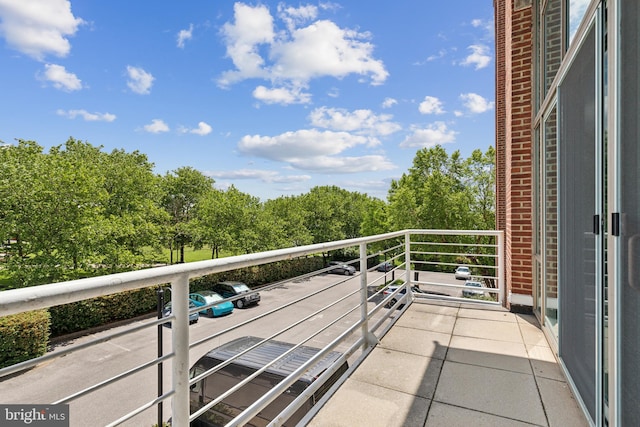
[156,247,233,264]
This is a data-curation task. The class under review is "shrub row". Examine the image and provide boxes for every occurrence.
[0,310,50,369]
[1,256,326,368]
[50,256,325,336]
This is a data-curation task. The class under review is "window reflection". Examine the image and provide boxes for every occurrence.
[568,0,590,45]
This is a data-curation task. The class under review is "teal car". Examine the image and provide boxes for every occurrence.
[189,291,234,317]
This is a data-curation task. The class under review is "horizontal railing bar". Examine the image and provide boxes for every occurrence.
[0,231,409,317]
[106,389,175,427]
[410,241,497,248]
[411,250,497,258]
[0,314,168,379]
[191,297,362,421]
[412,260,498,270]
[0,229,503,427]
[190,281,360,386]
[53,352,175,404]
[189,272,358,353]
[228,313,368,426]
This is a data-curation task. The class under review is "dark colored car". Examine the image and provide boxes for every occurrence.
[189,336,348,427]
[383,284,426,308]
[328,261,356,275]
[162,300,200,326]
[212,281,260,309]
[376,261,394,272]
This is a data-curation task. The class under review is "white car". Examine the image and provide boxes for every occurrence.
[454,266,471,280]
[462,281,485,298]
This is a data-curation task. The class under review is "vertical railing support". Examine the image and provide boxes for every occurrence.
[156,287,165,427]
[359,242,376,348]
[497,231,505,305]
[405,232,412,303]
[171,274,190,427]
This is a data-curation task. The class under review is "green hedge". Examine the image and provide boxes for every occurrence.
[49,256,325,336]
[189,256,325,293]
[0,310,50,369]
[48,287,159,337]
[0,257,325,369]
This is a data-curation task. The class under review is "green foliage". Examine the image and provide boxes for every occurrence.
[48,287,158,337]
[189,257,325,293]
[388,145,495,231]
[0,139,166,286]
[161,167,215,263]
[387,145,496,272]
[0,310,50,369]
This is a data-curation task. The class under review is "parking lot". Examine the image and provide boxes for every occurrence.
[0,267,488,426]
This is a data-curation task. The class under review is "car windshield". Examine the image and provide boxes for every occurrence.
[232,283,251,292]
[199,291,223,301]
[466,282,482,288]
[458,267,470,272]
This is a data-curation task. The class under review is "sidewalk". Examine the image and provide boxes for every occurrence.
[309,301,589,427]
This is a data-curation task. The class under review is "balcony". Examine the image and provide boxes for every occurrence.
[0,230,588,426]
[309,301,588,426]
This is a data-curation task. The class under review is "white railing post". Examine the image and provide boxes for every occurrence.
[405,231,412,286]
[405,232,414,303]
[171,274,190,427]
[359,242,376,348]
[498,231,505,305]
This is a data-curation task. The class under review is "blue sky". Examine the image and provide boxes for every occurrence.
[0,1,495,200]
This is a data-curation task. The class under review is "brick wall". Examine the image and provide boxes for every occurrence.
[495,0,534,308]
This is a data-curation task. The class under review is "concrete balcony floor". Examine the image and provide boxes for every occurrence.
[309,300,589,427]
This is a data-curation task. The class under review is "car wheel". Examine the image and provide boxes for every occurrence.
[236,299,244,309]
[343,270,350,276]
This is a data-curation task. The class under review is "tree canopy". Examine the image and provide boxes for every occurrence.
[0,139,495,287]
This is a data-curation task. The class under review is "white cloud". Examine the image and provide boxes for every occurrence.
[143,119,169,133]
[218,3,274,86]
[425,49,447,62]
[460,93,494,114]
[400,122,457,148]
[218,3,388,103]
[177,24,193,48]
[189,121,212,136]
[238,129,394,173]
[0,0,84,60]
[292,155,394,173]
[271,20,388,85]
[309,107,400,137]
[277,4,317,32]
[418,96,445,115]
[126,65,154,94]
[461,44,491,70]
[253,85,311,104]
[382,98,397,108]
[206,169,311,184]
[40,64,82,91]
[57,109,116,122]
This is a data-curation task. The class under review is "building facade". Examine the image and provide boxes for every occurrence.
[495,0,639,425]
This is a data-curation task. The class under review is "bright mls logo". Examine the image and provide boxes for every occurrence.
[0,405,68,426]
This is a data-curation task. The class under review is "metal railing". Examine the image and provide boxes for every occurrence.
[0,229,503,427]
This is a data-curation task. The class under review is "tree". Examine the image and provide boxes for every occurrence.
[262,196,312,248]
[0,139,107,284]
[97,148,167,270]
[160,167,215,263]
[387,145,496,272]
[387,145,485,231]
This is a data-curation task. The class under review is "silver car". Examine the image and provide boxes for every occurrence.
[454,266,471,280]
[328,261,356,275]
